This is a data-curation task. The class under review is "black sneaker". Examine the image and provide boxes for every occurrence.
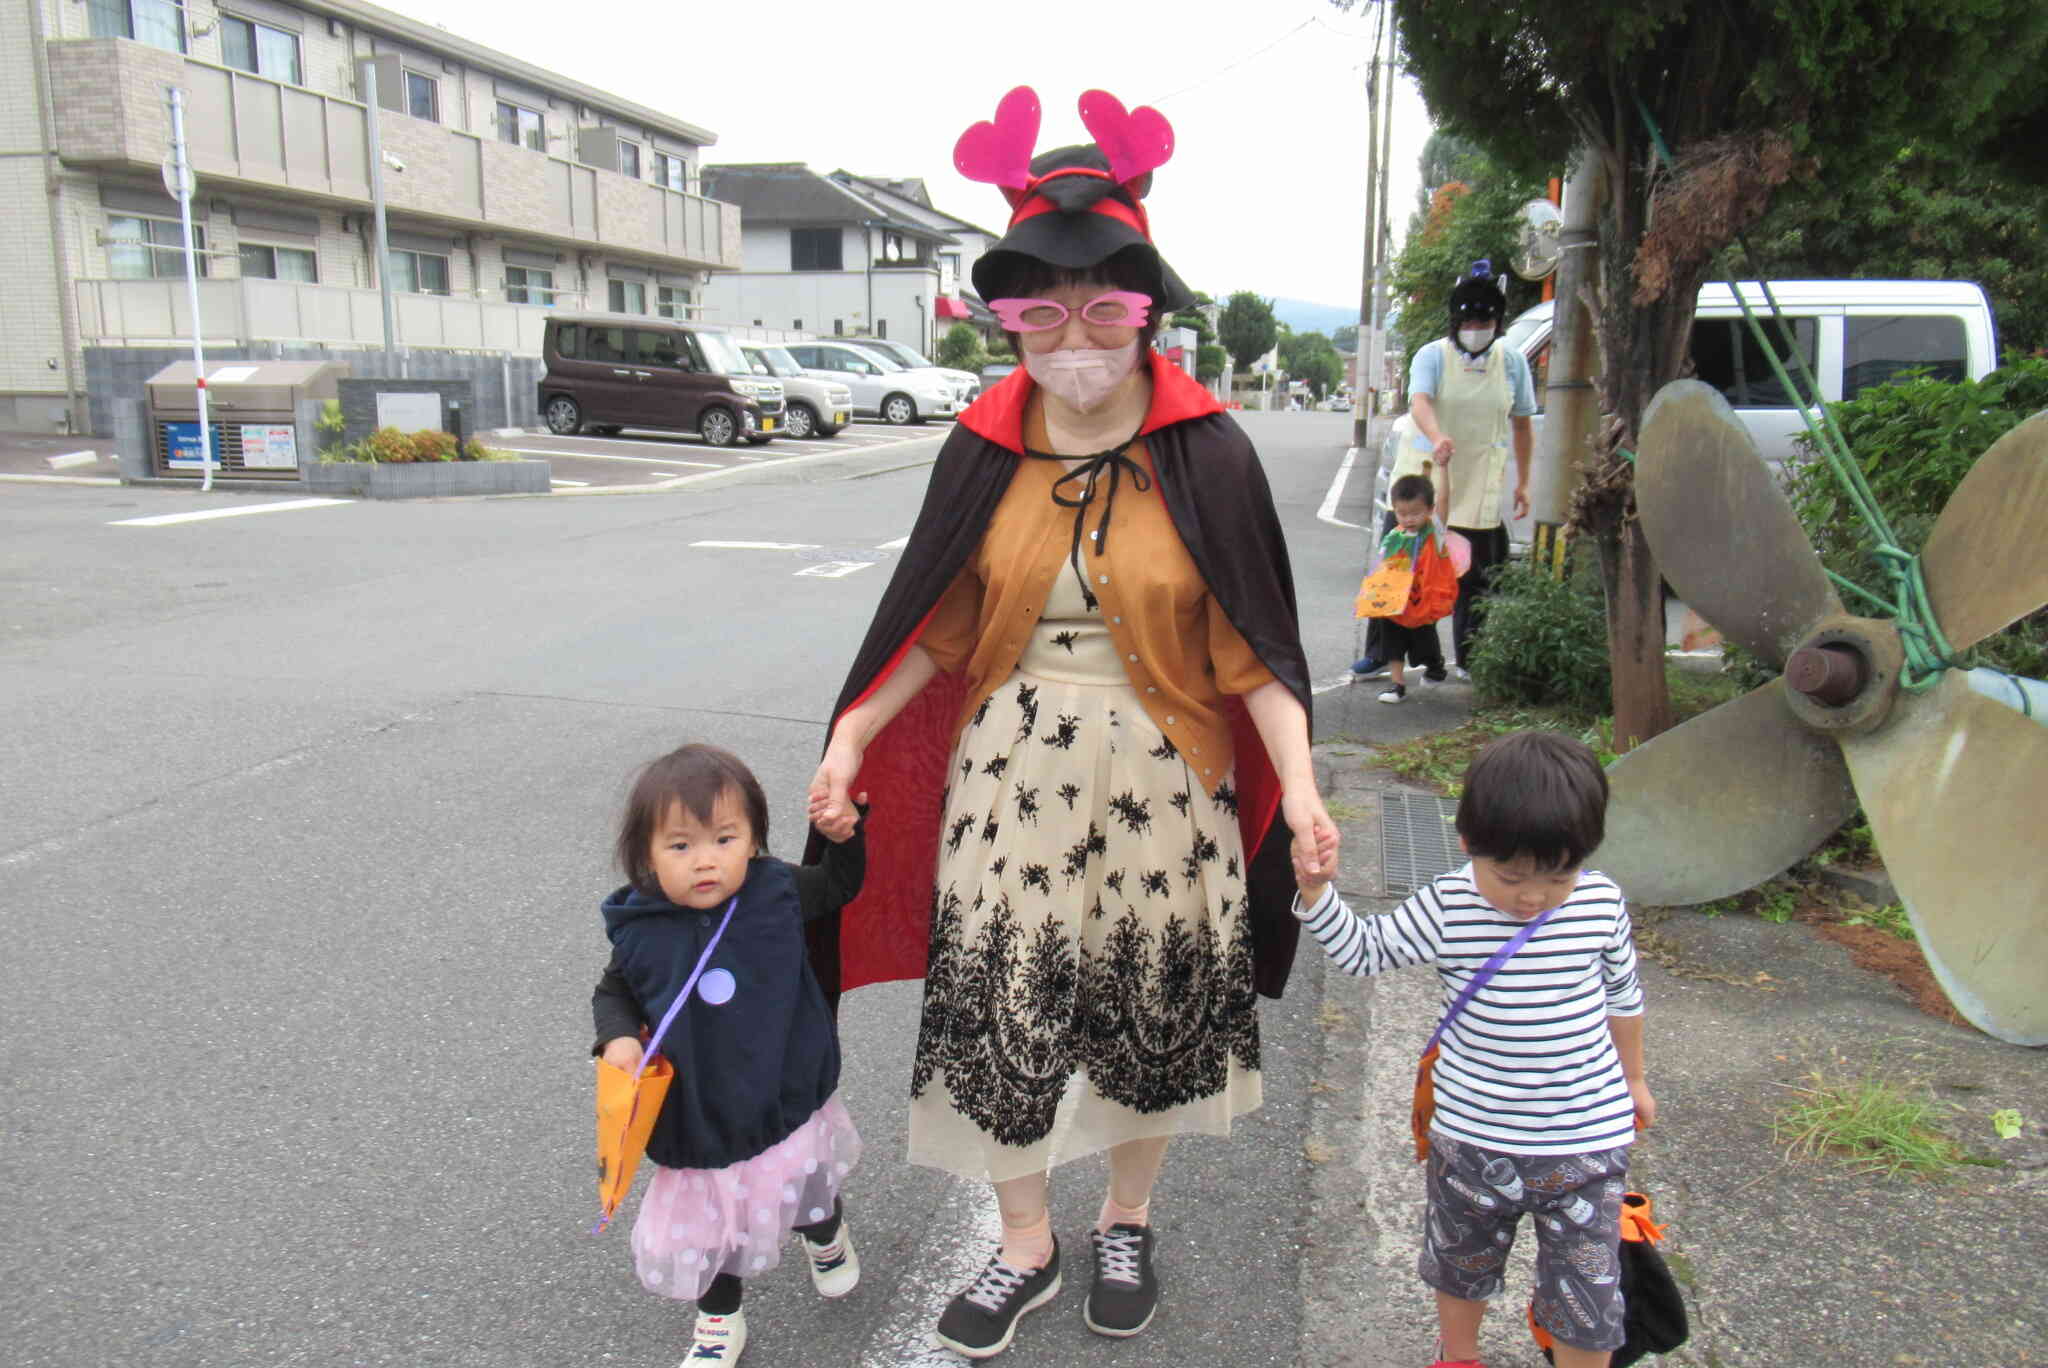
[933,1239,1062,1359]
[1084,1223,1160,1337]
[1423,665,1448,684]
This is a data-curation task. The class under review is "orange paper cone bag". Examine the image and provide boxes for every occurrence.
[1355,555,1415,619]
[594,1049,674,1228]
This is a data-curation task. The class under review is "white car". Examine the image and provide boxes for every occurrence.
[840,337,980,408]
[739,342,853,439]
[782,341,964,425]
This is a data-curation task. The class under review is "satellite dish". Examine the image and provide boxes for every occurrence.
[1511,198,1563,281]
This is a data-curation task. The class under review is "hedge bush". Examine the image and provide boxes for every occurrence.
[1786,355,2048,680]
[1467,552,1612,716]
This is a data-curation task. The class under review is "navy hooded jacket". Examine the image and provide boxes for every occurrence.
[593,831,863,1171]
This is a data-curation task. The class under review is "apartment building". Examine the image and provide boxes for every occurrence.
[5,0,741,431]
[697,164,997,356]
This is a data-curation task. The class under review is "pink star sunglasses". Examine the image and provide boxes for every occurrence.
[988,290,1153,332]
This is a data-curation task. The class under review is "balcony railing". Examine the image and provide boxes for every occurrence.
[76,276,559,354]
[45,38,739,271]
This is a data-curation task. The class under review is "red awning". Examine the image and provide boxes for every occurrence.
[934,296,972,320]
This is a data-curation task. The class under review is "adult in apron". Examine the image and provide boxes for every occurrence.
[1403,262,1534,673]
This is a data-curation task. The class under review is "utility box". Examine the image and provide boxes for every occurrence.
[144,360,350,480]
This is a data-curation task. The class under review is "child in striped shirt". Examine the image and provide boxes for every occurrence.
[1293,731,1654,1368]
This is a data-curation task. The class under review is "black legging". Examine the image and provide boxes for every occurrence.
[697,1200,844,1314]
[1446,524,1512,668]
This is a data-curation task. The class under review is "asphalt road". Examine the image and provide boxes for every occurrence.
[485,419,949,490]
[1,412,1397,1368]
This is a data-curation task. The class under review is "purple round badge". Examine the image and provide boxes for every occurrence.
[698,968,736,1005]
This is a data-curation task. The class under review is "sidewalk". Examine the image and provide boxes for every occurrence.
[0,430,120,484]
[1295,707,2048,1366]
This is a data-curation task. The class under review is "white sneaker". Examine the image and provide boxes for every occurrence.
[802,1220,861,1298]
[686,1309,746,1364]
[1453,666,1471,682]
[1378,684,1407,704]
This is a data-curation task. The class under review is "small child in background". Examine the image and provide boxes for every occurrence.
[593,743,868,1365]
[1292,732,1654,1368]
[1371,473,1453,705]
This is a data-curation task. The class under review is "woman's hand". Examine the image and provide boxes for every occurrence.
[600,1036,643,1073]
[1282,788,1340,885]
[808,729,866,839]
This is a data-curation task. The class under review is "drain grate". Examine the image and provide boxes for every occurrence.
[1379,791,1464,896]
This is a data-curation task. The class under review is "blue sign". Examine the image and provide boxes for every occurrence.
[163,422,222,469]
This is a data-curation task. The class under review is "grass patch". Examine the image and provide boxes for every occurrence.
[1773,1069,1972,1178]
[1376,663,1743,798]
[1846,900,1914,940]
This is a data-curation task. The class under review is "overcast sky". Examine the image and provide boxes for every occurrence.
[398,0,1435,317]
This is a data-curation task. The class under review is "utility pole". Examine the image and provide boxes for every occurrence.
[1366,19,1395,427]
[1351,0,1390,449]
[361,60,398,359]
[165,87,212,492]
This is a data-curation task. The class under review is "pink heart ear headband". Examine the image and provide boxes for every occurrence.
[953,85,1175,233]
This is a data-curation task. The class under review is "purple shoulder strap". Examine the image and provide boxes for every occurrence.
[629,894,737,1085]
[1422,899,1562,1056]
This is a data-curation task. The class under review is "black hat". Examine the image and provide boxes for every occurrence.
[957,87,1195,313]
[1449,259,1508,325]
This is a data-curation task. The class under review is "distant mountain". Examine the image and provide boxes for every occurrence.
[1270,297,1361,337]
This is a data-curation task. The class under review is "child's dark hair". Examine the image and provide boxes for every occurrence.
[615,743,770,893]
[1390,473,1435,507]
[1455,731,1607,871]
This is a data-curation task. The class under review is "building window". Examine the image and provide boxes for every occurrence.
[882,232,905,262]
[877,318,888,339]
[791,227,842,272]
[833,319,843,336]
[617,141,641,180]
[238,243,317,282]
[505,266,556,306]
[793,318,803,331]
[657,285,692,319]
[107,215,205,279]
[387,248,450,296]
[495,101,545,152]
[608,279,647,314]
[654,153,688,192]
[88,0,185,53]
[221,15,301,84]
[404,71,439,122]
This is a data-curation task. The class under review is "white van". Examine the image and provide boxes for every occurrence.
[1380,280,2000,537]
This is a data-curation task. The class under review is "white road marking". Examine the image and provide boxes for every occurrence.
[795,561,874,578]
[1317,445,1366,529]
[494,447,721,468]
[875,535,909,550]
[1312,673,1364,695]
[111,498,352,527]
[549,479,590,487]
[0,473,121,487]
[857,1176,1001,1367]
[691,540,819,550]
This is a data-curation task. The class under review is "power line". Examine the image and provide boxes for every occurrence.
[1146,16,1319,106]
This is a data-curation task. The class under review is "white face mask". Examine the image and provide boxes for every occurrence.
[1024,339,1143,412]
[1457,324,1497,355]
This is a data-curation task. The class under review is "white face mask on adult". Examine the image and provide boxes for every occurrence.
[1457,324,1498,356]
[1024,339,1143,412]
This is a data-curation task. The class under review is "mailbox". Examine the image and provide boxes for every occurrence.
[144,360,350,480]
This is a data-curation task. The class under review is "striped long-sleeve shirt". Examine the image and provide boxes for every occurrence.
[1296,864,1644,1154]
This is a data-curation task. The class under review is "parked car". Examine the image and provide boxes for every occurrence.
[739,342,852,440]
[781,341,964,425]
[838,336,980,406]
[538,313,784,447]
[1330,394,1353,412]
[979,361,1018,389]
[1376,278,2000,542]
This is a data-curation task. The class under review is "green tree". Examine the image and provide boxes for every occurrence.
[1329,323,1359,352]
[935,322,986,371]
[1279,330,1346,397]
[1743,142,2048,357]
[1196,344,1228,384]
[1217,291,1280,373]
[1169,290,1217,348]
[1385,0,2048,748]
[1386,146,1545,382]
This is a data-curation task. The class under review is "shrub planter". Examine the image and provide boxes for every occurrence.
[305,460,550,499]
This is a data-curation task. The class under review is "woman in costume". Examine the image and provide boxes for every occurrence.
[805,87,1337,1360]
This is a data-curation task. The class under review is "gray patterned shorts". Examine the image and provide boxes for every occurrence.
[1417,1132,1632,1352]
